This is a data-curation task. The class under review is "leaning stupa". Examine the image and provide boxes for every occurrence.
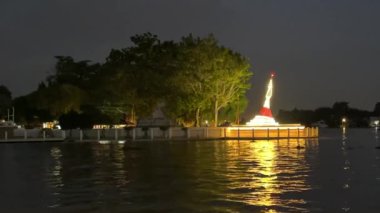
[225,73,318,139]
[246,73,279,126]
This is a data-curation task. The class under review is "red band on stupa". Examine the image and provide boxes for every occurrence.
[259,107,273,117]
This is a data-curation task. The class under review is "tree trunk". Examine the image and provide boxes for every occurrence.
[214,99,218,127]
[195,108,200,127]
[131,104,136,124]
[236,95,240,125]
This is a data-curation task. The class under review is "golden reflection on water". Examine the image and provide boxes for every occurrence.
[45,139,319,212]
[50,146,63,186]
[250,140,278,208]
[48,146,63,208]
[48,143,129,208]
[93,143,129,187]
[221,139,319,212]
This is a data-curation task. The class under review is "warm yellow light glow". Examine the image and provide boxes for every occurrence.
[251,140,277,207]
[224,125,310,138]
[221,139,315,212]
[93,124,127,129]
[43,120,60,129]
[246,115,279,126]
[99,140,111,144]
[246,74,279,126]
[227,126,304,130]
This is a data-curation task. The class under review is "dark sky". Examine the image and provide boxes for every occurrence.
[1,0,380,117]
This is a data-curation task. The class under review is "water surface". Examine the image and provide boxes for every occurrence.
[1,128,380,212]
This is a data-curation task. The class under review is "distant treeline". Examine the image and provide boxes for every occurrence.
[277,102,380,127]
[0,33,252,129]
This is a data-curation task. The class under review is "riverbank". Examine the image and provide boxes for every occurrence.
[0,126,318,143]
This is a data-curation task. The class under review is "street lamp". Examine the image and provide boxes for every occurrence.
[341,117,348,128]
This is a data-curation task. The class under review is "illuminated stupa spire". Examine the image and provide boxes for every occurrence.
[246,73,279,126]
[260,73,274,117]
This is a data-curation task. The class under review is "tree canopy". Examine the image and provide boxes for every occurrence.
[277,102,374,127]
[164,34,251,126]
[0,85,12,119]
[12,33,253,128]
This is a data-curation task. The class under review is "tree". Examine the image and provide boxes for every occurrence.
[207,44,252,126]
[13,95,54,126]
[166,34,252,127]
[93,33,177,123]
[12,33,253,128]
[314,107,334,127]
[29,84,85,118]
[374,102,380,116]
[332,102,349,115]
[222,97,248,124]
[164,35,210,126]
[331,102,349,127]
[48,56,100,90]
[0,85,12,119]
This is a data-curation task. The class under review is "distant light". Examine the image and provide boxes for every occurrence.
[375,120,379,125]
[342,118,347,123]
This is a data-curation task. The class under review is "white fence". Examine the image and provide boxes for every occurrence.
[0,128,65,142]
[65,127,318,141]
[0,127,318,142]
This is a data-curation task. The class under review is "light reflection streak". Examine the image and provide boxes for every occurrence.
[219,139,318,212]
[341,127,351,212]
[93,142,129,190]
[47,142,130,209]
[50,147,63,185]
[48,146,63,208]
[250,140,278,207]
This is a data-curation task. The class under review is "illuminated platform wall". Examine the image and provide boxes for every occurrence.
[224,127,318,139]
[61,126,318,142]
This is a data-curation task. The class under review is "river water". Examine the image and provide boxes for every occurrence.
[0,128,380,212]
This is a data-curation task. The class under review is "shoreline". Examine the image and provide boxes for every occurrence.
[0,126,318,143]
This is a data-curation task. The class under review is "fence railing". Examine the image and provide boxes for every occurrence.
[65,127,318,141]
[0,128,65,142]
[0,127,318,142]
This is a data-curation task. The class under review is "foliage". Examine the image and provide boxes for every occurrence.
[47,56,100,90]
[373,102,380,116]
[12,95,54,126]
[29,84,85,118]
[277,108,315,126]
[93,33,178,123]
[11,33,253,128]
[163,34,252,127]
[218,96,248,124]
[0,85,12,119]
[277,102,374,127]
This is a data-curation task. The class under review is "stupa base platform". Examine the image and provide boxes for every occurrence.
[225,124,318,139]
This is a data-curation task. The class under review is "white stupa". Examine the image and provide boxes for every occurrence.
[246,73,279,126]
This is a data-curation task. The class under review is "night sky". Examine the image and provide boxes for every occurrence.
[1,0,380,118]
